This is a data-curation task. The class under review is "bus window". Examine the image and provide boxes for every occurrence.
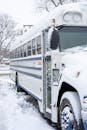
[11,52,13,59]
[15,49,17,58]
[20,46,23,57]
[16,48,19,58]
[36,36,41,54]
[10,51,13,59]
[17,47,20,58]
[13,50,15,58]
[18,47,21,58]
[32,39,36,55]
[27,41,31,56]
[23,44,27,57]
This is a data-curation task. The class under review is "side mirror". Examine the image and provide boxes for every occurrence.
[48,28,59,50]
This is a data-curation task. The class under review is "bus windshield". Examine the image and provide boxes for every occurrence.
[59,26,87,51]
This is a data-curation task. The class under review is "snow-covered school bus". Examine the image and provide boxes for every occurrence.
[10,2,87,130]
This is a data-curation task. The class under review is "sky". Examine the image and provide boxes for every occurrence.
[1,0,87,28]
[0,0,40,26]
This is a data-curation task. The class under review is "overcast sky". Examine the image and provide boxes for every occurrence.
[0,0,87,27]
[0,0,40,26]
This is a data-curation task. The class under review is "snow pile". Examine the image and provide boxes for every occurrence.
[0,79,54,130]
[0,65,10,75]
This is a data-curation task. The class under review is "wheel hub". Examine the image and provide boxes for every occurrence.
[61,106,75,130]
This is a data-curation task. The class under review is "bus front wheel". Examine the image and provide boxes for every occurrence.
[58,92,83,130]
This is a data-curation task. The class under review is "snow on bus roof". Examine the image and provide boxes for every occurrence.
[10,2,87,51]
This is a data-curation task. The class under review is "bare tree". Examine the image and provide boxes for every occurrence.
[0,14,16,60]
[37,0,77,12]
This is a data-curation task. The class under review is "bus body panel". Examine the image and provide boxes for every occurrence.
[10,2,87,126]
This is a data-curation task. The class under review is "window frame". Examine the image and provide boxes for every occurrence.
[32,38,36,55]
[27,41,31,56]
[36,35,41,54]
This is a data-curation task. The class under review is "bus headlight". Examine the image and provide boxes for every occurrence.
[63,12,72,22]
[63,12,82,23]
[73,13,82,23]
[53,69,59,85]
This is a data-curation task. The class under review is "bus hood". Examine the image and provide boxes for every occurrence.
[61,51,87,95]
[61,51,87,70]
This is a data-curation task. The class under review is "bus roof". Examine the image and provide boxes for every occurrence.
[10,2,87,51]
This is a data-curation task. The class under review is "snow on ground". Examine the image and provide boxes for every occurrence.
[0,66,55,130]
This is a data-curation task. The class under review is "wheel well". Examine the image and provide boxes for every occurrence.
[57,82,78,107]
[57,82,84,129]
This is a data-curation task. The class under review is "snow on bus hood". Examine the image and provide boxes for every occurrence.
[61,46,87,72]
[62,51,87,70]
[61,50,87,88]
[61,49,87,103]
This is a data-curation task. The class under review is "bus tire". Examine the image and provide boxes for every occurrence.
[58,92,83,130]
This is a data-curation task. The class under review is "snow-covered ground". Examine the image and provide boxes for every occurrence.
[0,65,55,130]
